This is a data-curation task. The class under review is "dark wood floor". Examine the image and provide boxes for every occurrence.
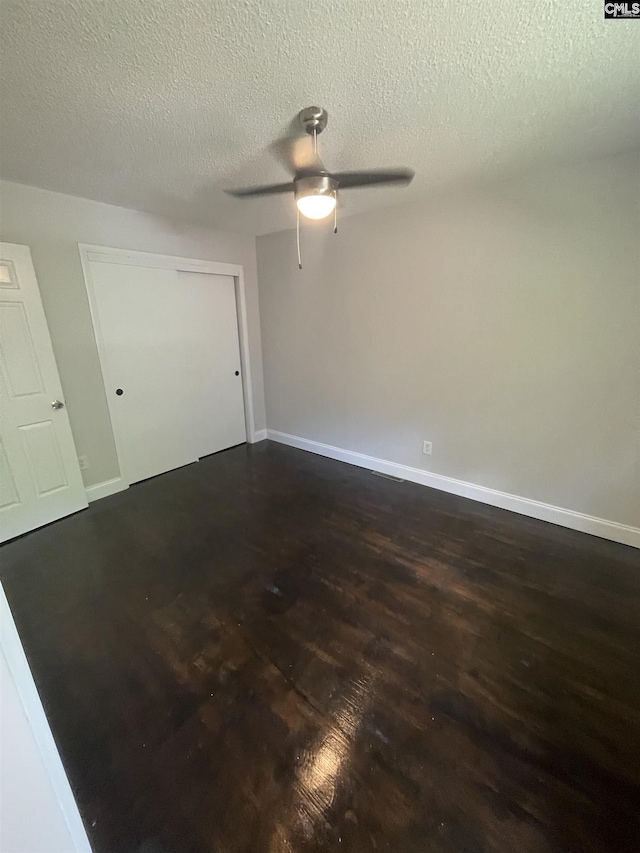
[1,442,639,853]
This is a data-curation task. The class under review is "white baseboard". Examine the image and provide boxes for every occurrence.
[85,477,127,503]
[266,430,640,549]
[251,429,268,443]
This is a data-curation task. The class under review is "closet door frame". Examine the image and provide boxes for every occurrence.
[78,244,257,490]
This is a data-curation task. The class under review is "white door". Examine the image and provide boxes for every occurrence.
[88,262,246,485]
[0,243,87,543]
[179,272,247,458]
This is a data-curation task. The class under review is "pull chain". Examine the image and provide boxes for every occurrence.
[334,195,338,234]
[296,207,302,269]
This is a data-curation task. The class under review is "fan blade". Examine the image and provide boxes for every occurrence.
[271,134,325,176]
[225,181,295,198]
[331,168,415,189]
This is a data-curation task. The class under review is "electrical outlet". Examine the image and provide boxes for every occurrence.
[78,455,89,470]
[422,441,432,456]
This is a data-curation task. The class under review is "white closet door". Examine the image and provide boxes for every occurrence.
[88,262,246,486]
[178,272,246,458]
[0,243,87,543]
[89,263,199,484]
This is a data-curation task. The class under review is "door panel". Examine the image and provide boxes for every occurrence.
[0,243,87,543]
[88,263,247,486]
[19,422,68,495]
[0,303,45,396]
[89,263,199,485]
[0,441,20,509]
[178,272,246,458]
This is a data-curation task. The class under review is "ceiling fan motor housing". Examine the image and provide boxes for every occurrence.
[294,174,337,199]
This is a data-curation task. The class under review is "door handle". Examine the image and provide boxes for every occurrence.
[51,400,65,410]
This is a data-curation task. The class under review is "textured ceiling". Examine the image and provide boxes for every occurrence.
[1,0,638,235]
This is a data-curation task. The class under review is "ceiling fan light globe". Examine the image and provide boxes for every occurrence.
[296,194,336,220]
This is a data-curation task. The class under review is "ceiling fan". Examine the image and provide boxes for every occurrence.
[227,106,415,267]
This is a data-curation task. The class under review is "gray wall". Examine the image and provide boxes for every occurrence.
[0,180,266,488]
[257,152,640,528]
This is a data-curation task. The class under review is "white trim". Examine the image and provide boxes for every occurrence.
[0,584,93,852]
[85,476,127,503]
[78,243,258,488]
[253,429,267,442]
[82,247,243,277]
[266,430,640,548]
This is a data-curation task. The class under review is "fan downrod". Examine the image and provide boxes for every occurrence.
[298,106,328,135]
